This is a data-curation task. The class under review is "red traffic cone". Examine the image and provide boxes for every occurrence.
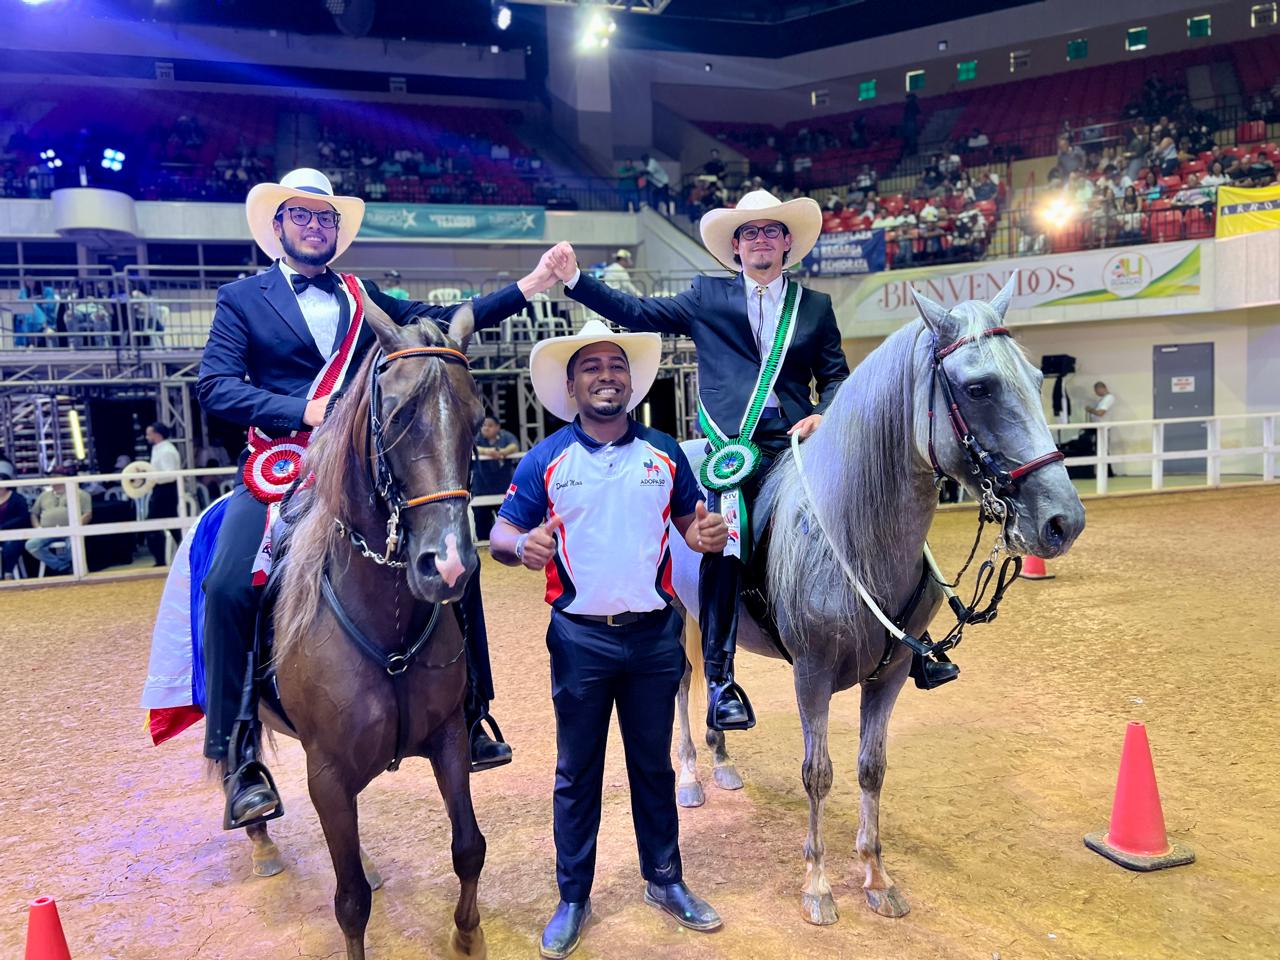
[1020,554,1054,580]
[1084,722,1195,871]
[25,896,71,960]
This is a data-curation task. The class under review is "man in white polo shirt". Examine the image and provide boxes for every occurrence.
[490,320,728,959]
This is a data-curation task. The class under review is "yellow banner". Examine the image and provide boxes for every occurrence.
[1215,184,1280,238]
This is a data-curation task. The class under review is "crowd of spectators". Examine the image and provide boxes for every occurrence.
[7,280,165,348]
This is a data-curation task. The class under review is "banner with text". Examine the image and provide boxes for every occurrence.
[1215,184,1280,238]
[803,228,886,276]
[360,203,545,240]
[848,240,1201,325]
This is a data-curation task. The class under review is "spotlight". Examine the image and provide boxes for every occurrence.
[41,148,62,169]
[578,7,616,53]
[101,148,126,173]
[493,2,511,30]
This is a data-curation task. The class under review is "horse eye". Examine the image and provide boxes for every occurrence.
[966,382,991,400]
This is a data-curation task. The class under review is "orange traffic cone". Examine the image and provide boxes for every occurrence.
[25,897,72,960]
[1020,554,1054,580]
[1084,722,1195,871]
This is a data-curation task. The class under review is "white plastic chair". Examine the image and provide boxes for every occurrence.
[426,288,464,306]
[529,294,570,339]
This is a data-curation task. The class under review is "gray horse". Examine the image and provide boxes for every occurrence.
[670,277,1085,924]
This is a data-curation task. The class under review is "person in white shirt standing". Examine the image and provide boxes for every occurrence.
[1086,381,1115,421]
[601,249,640,296]
[145,421,183,566]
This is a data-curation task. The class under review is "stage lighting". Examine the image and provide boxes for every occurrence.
[101,148,126,173]
[41,149,62,169]
[578,8,616,53]
[493,2,512,30]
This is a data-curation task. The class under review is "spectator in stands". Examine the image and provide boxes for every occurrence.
[617,157,642,212]
[1172,174,1214,211]
[602,249,641,295]
[471,417,520,541]
[15,279,52,347]
[640,153,671,215]
[1117,186,1143,243]
[966,128,989,152]
[144,421,183,566]
[703,148,727,179]
[1067,170,1094,206]
[974,172,999,203]
[824,191,845,214]
[1092,185,1118,246]
[1138,170,1162,202]
[0,458,29,578]
[1055,136,1084,176]
[25,465,91,576]
[382,270,410,300]
[1152,136,1179,177]
[1200,160,1229,188]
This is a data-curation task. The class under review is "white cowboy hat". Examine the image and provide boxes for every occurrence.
[245,168,365,263]
[699,189,823,272]
[529,319,662,423]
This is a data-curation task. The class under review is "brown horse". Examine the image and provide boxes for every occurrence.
[243,299,487,960]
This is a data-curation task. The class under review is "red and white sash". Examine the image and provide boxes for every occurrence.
[246,273,367,585]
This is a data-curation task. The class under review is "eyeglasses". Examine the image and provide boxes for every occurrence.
[277,206,341,229]
[736,223,787,241]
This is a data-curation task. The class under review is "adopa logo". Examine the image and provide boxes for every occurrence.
[1103,253,1152,297]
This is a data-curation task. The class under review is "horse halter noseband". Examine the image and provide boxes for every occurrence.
[926,326,1065,514]
[353,345,473,564]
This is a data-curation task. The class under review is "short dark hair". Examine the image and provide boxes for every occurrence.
[567,343,629,379]
[1094,381,1108,390]
[148,421,171,438]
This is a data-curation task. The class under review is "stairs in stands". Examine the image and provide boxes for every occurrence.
[0,393,94,474]
[885,105,967,181]
[1209,60,1243,110]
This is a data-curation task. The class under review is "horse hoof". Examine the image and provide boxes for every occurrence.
[713,765,744,791]
[865,886,910,918]
[677,783,706,808]
[251,854,285,878]
[449,925,486,960]
[800,892,839,926]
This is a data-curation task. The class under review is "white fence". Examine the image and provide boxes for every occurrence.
[2,414,1277,587]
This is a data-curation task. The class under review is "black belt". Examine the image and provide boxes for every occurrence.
[561,608,669,628]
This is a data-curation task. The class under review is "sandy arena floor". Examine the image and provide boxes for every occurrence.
[2,486,1278,960]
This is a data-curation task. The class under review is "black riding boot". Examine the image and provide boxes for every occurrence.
[699,547,756,732]
[221,646,282,830]
[455,577,512,772]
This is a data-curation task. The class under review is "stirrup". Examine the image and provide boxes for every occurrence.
[707,676,756,732]
[222,760,284,831]
[468,713,513,772]
[910,649,960,690]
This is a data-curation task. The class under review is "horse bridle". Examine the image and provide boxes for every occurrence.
[340,344,473,566]
[926,325,1064,520]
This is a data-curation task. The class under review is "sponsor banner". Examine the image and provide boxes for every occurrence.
[1215,184,1280,238]
[849,241,1201,323]
[803,228,886,276]
[360,203,545,240]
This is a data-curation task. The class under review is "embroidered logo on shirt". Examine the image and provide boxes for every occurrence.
[643,458,662,478]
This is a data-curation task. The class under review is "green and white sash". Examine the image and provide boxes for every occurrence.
[698,278,802,560]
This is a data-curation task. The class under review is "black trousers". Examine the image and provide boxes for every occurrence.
[201,484,497,761]
[698,420,791,677]
[547,607,685,902]
[146,482,182,566]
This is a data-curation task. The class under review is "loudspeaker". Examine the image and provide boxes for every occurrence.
[1041,354,1076,376]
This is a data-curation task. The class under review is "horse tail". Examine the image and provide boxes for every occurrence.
[682,605,707,718]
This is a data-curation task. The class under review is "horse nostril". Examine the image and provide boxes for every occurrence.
[416,552,438,579]
[1042,514,1068,546]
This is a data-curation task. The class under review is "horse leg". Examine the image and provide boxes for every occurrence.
[856,668,911,919]
[246,822,285,878]
[428,708,487,960]
[676,659,706,808]
[308,763,372,960]
[707,727,743,791]
[359,846,384,891]
[796,674,838,925]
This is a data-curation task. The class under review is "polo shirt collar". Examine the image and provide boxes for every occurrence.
[571,416,637,451]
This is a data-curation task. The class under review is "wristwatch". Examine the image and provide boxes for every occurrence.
[514,533,529,562]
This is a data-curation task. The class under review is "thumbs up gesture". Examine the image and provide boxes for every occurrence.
[519,514,564,570]
[688,500,728,554]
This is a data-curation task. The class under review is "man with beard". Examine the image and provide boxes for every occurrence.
[543,190,851,732]
[197,168,563,829]
[490,322,729,957]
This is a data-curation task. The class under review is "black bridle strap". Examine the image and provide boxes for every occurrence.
[321,570,460,771]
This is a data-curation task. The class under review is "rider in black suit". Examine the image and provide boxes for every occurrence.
[198,169,563,828]
[551,191,850,731]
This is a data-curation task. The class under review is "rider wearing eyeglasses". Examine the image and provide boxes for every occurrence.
[195,168,565,829]
[547,190,849,734]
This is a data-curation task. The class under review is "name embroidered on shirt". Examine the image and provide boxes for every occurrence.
[554,478,583,491]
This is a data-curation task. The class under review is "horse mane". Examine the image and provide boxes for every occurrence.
[272,319,452,660]
[763,320,927,646]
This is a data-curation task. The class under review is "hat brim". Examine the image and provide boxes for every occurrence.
[699,197,823,272]
[245,183,365,263]
[529,326,663,423]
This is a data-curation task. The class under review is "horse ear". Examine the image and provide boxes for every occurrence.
[910,286,952,335]
[363,294,402,352]
[447,303,475,352]
[990,272,1018,321]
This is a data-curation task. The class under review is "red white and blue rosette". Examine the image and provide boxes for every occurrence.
[242,433,310,503]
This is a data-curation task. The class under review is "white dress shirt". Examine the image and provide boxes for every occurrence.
[150,438,182,486]
[744,274,787,409]
[278,260,341,357]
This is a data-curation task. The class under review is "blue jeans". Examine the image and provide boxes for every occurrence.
[25,537,70,573]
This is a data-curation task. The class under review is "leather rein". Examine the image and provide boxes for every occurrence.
[323,343,472,771]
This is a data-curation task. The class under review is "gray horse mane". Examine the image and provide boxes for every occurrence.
[763,287,1037,650]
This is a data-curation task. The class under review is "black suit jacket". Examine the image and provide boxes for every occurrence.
[566,272,849,434]
[197,265,526,437]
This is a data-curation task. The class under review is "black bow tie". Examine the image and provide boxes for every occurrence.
[291,270,336,296]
